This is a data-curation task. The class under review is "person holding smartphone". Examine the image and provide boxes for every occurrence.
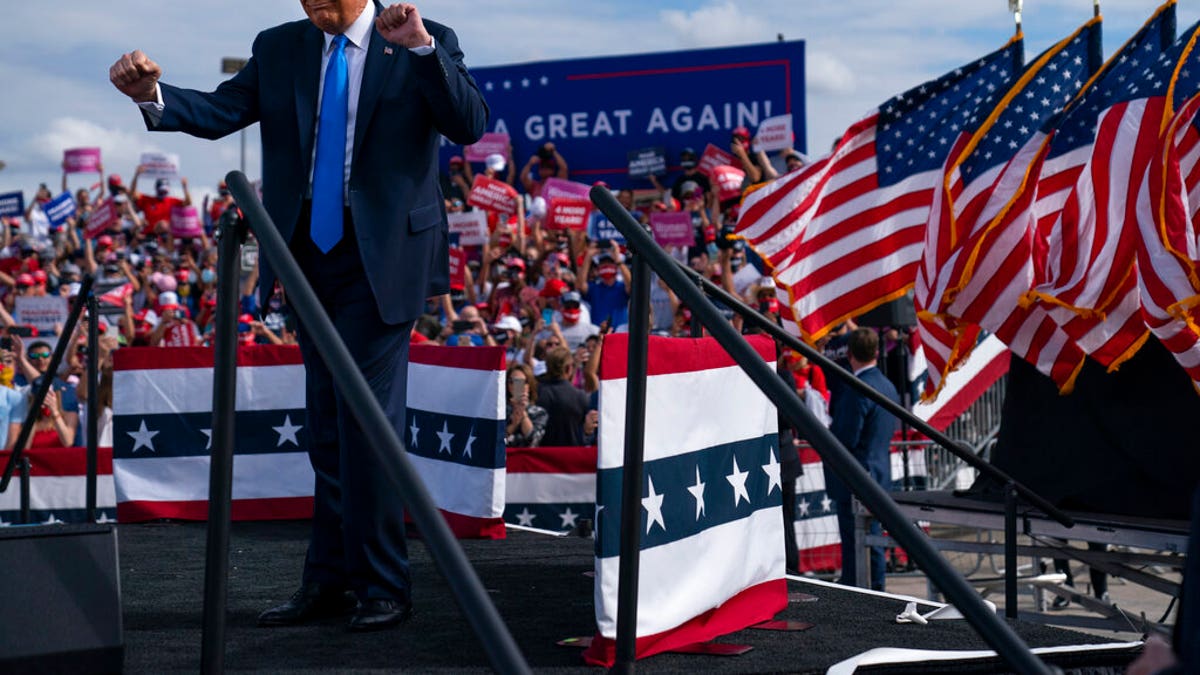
[505,363,546,447]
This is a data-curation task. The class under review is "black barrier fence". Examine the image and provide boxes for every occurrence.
[590,186,1056,675]
[217,172,530,675]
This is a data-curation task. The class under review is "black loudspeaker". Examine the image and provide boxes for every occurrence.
[856,293,917,328]
[0,523,123,673]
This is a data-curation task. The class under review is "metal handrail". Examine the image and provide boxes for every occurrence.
[592,186,1053,675]
[216,172,530,675]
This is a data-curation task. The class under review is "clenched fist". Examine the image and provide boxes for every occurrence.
[376,3,432,50]
[110,50,162,103]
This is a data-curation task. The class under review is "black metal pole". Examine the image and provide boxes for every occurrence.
[200,206,247,675]
[612,253,652,674]
[85,294,99,521]
[0,275,94,492]
[225,171,529,675]
[18,457,30,524]
[1005,483,1019,620]
[666,255,1073,528]
[591,186,1053,675]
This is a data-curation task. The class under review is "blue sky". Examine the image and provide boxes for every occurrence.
[0,1,1195,203]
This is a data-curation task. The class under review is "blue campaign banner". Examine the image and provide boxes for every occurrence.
[43,192,75,229]
[0,191,23,219]
[444,41,805,191]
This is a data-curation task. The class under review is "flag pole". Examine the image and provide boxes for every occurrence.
[1094,0,1101,18]
[1008,0,1022,35]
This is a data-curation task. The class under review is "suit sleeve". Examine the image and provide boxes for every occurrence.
[410,24,488,145]
[149,35,263,140]
[829,389,867,452]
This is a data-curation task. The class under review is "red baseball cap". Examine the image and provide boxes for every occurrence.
[97,235,113,248]
[732,126,751,141]
[539,278,568,298]
[108,174,122,187]
[31,270,47,284]
[507,257,526,271]
[15,273,34,287]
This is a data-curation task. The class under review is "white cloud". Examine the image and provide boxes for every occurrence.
[806,50,856,95]
[660,2,771,48]
[25,118,161,170]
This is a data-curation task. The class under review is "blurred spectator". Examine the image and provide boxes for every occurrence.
[14,338,79,446]
[505,363,547,447]
[150,301,202,347]
[557,290,598,350]
[131,165,192,238]
[23,388,73,448]
[520,142,569,198]
[203,181,235,233]
[579,246,630,330]
[660,147,715,211]
[729,125,777,185]
[536,346,589,447]
[0,346,27,449]
[75,335,118,448]
[783,149,806,173]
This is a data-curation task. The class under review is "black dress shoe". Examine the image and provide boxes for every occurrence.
[348,599,413,632]
[258,584,355,626]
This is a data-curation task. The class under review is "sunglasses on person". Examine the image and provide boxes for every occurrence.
[28,351,51,359]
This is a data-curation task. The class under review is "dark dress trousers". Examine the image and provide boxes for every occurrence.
[144,4,487,602]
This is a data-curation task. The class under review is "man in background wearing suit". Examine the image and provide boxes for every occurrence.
[824,328,899,591]
[109,0,488,631]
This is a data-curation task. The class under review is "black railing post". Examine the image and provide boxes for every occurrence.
[1005,482,1019,620]
[225,171,529,675]
[200,206,247,675]
[612,252,652,674]
[590,186,1054,675]
[85,293,99,521]
[18,457,30,524]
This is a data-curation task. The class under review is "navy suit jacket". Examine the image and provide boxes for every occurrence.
[147,4,488,324]
[826,365,899,502]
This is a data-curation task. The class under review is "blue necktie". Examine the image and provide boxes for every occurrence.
[311,34,348,253]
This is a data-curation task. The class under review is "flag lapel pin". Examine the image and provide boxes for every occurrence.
[384,46,394,55]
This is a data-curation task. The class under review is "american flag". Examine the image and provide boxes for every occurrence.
[736,37,1023,342]
[583,334,785,666]
[1140,25,1200,391]
[915,18,1102,397]
[1024,4,1178,373]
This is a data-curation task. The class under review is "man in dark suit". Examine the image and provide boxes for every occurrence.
[824,328,899,591]
[110,1,487,631]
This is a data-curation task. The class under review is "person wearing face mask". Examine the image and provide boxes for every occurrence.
[130,165,192,238]
[579,244,631,330]
[22,184,54,244]
[203,181,236,234]
[0,347,27,449]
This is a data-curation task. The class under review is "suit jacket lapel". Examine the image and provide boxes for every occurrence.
[354,19,401,162]
[295,25,323,180]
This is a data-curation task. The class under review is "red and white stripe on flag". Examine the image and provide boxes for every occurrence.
[584,334,786,665]
[406,345,508,539]
[0,446,117,524]
[1142,89,1200,391]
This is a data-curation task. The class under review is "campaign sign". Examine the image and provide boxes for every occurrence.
[15,296,69,334]
[467,175,519,214]
[84,198,118,239]
[447,210,489,247]
[448,247,466,290]
[587,212,627,245]
[63,147,102,173]
[139,151,180,179]
[465,132,511,162]
[649,211,694,247]
[439,41,805,189]
[752,114,793,152]
[0,191,23,219]
[170,206,204,238]
[711,165,747,202]
[43,192,75,230]
[546,197,592,231]
[698,144,736,177]
[627,147,666,179]
[541,177,592,202]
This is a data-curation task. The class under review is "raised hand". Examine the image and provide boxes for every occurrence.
[376,3,432,49]
[109,50,162,103]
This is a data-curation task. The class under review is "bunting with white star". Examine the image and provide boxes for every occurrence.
[112,346,315,521]
[405,345,507,539]
[504,445,596,532]
[0,446,117,524]
[583,334,786,667]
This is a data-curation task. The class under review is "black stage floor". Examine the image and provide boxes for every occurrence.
[119,521,1138,673]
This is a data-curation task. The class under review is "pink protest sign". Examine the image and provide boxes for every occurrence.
[752,114,793,152]
[540,177,592,202]
[447,210,488,247]
[448,248,466,290]
[465,132,511,163]
[546,197,591,231]
[63,148,102,174]
[697,144,735,177]
[467,175,519,214]
[711,165,747,202]
[649,211,694,247]
[170,206,204,238]
[84,198,117,239]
